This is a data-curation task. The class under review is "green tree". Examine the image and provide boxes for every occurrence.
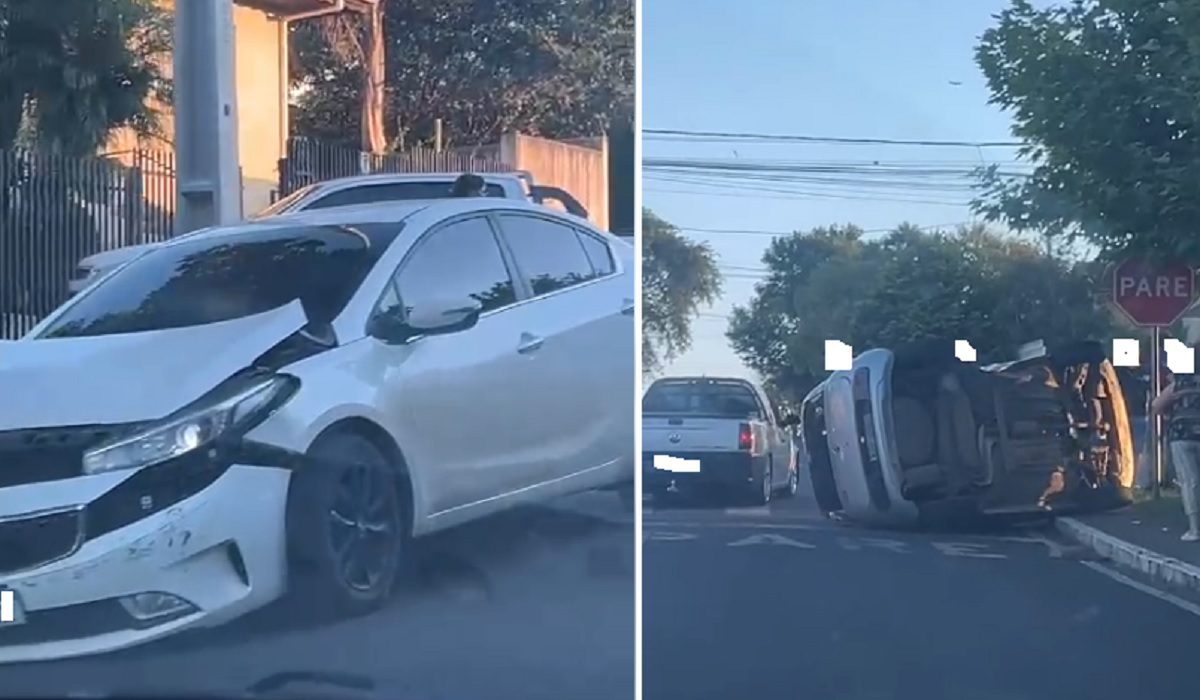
[642,209,722,375]
[974,0,1200,261]
[289,0,634,149]
[0,0,169,323]
[725,224,865,402]
[0,0,171,154]
[727,224,1116,402]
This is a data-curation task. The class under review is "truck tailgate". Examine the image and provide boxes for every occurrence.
[643,415,744,453]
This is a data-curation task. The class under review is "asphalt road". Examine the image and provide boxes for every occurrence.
[0,491,634,700]
[643,482,1200,700]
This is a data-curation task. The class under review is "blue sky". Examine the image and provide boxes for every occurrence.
[643,0,1035,379]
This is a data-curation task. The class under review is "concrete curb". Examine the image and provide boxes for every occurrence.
[1056,516,1200,596]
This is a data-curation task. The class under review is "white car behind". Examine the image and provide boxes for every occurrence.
[0,197,634,662]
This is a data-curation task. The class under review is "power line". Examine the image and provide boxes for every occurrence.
[645,186,971,207]
[647,175,976,205]
[677,221,972,236]
[644,128,1023,149]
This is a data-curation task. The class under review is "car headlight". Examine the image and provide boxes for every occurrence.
[82,375,299,475]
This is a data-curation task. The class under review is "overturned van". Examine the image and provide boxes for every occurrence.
[800,339,1135,526]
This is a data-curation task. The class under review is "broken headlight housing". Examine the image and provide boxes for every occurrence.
[82,375,299,475]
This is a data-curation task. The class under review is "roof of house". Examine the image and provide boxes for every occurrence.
[236,0,379,19]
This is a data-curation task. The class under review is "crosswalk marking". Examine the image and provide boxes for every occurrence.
[723,506,774,517]
[728,533,816,548]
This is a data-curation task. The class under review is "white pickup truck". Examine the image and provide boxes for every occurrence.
[642,376,800,504]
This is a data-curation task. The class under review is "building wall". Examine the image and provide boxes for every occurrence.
[231,5,285,216]
[501,133,610,231]
[106,0,285,217]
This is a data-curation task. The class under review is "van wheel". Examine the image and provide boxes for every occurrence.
[286,432,408,619]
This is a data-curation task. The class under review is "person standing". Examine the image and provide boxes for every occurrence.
[1151,341,1200,542]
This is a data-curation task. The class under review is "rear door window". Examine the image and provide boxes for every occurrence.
[577,231,616,276]
[496,215,601,295]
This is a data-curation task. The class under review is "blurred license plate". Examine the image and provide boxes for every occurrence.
[1,587,25,626]
[653,454,701,473]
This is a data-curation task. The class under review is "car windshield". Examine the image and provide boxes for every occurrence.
[643,381,762,418]
[249,184,320,219]
[37,222,401,338]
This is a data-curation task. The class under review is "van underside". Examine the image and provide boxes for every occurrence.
[886,342,1134,515]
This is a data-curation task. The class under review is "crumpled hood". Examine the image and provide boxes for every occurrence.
[0,302,307,430]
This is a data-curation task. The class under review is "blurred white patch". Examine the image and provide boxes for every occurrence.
[1165,338,1195,374]
[825,339,853,371]
[1,590,13,623]
[1112,338,1140,367]
[954,339,977,363]
[653,454,700,473]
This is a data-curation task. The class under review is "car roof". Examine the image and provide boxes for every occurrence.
[650,376,760,388]
[304,171,526,188]
[168,197,582,245]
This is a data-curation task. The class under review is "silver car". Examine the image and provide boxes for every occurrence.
[801,339,1135,526]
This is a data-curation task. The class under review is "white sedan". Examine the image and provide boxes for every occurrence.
[0,198,634,662]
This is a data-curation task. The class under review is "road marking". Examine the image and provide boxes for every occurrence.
[644,531,699,542]
[728,533,816,548]
[860,537,911,553]
[723,506,774,517]
[931,542,1007,559]
[643,520,825,531]
[1020,531,1075,558]
[1081,561,1200,618]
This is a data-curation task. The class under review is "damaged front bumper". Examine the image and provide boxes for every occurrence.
[0,461,292,663]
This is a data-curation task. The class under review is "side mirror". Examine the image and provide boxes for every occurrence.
[368,297,483,345]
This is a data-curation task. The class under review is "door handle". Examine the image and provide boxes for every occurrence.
[621,298,635,316]
[517,332,545,354]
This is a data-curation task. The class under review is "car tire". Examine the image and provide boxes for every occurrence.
[285,431,408,619]
[748,460,773,506]
[779,462,799,499]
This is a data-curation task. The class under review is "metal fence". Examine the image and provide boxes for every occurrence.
[278,137,509,197]
[1,147,176,339]
[1,138,509,340]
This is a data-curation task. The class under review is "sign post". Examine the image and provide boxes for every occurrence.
[1110,259,1197,499]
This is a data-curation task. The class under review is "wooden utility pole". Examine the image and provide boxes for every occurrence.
[360,0,387,154]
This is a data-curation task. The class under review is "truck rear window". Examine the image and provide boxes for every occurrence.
[643,382,762,418]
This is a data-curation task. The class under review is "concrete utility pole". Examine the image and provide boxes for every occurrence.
[173,0,242,234]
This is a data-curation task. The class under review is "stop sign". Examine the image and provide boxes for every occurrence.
[1111,259,1197,327]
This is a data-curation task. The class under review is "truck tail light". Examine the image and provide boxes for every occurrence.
[738,423,755,452]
